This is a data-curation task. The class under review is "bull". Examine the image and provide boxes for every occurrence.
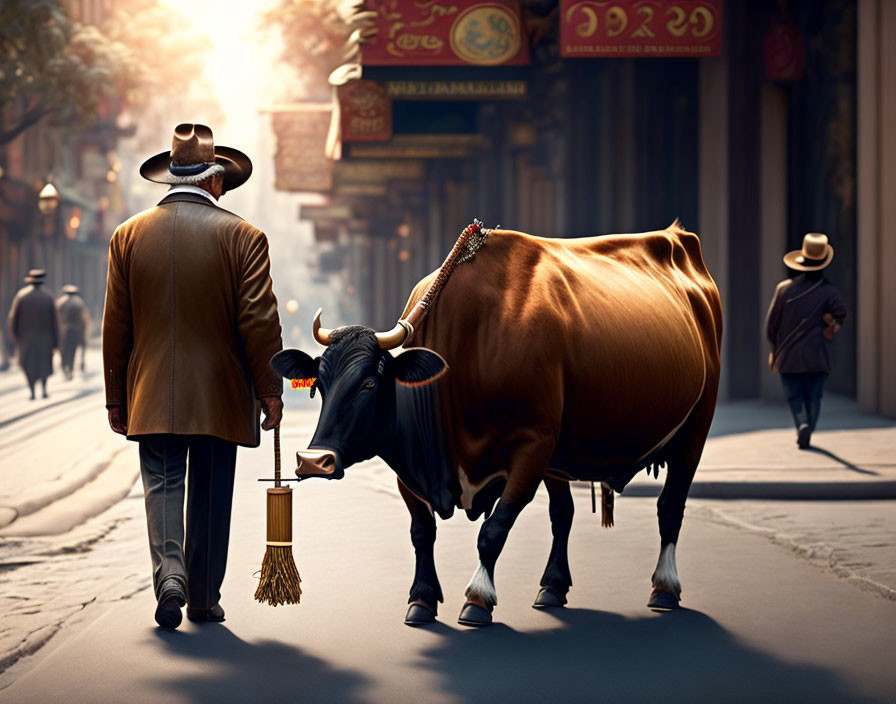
[271,222,722,627]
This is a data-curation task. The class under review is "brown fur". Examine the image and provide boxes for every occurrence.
[400,225,722,509]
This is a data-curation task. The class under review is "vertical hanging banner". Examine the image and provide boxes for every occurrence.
[362,0,530,66]
[561,0,723,57]
[339,80,393,142]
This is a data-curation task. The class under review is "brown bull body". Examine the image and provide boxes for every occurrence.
[400,223,722,517]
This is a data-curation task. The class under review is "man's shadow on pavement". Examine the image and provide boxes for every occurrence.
[805,445,879,475]
[151,624,369,704]
[416,607,876,703]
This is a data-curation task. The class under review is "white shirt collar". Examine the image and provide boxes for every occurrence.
[165,185,218,204]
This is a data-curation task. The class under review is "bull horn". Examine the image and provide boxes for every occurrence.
[312,308,334,346]
[375,320,413,350]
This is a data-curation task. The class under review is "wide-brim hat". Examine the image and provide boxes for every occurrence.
[24,268,46,283]
[139,123,252,194]
[783,232,834,271]
[61,284,79,294]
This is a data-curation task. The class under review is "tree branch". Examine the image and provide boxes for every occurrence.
[0,101,49,146]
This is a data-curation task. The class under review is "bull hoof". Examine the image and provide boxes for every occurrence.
[648,587,680,610]
[457,602,493,628]
[404,602,437,627]
[532,586,567,609]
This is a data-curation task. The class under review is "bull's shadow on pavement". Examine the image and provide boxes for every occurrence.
[150,624,368,704]
[419,607,878,704]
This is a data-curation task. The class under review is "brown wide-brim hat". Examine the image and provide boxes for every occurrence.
[783,232,834,271]
[61,284,79,294]
[24,268,46,284]
[139,123,252,194]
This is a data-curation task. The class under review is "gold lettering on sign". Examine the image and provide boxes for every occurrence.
[631,6,655,38]
[665,6,687,37]
[569,5,598,38]
[606,6,627,37]
[690,6,713,37]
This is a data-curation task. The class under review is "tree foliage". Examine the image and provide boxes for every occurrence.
[264,0,373,100]
[0,0,207,146]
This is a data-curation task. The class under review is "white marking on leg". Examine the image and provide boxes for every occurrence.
[464,561,497,607]
[651,543,681,598]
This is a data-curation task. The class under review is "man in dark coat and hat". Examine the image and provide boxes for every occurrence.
[103,123,283,630]
[7,269,59,400]
[56,284,90,380]
[765,233,847,449]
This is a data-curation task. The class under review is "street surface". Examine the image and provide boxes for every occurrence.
[0,352,895,702]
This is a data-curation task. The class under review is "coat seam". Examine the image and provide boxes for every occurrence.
[170,204,179,434]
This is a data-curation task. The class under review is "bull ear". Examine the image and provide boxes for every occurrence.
[393,348,448,387]
[270,349,319,380]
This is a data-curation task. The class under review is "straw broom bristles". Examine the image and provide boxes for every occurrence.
[255,542,302,606]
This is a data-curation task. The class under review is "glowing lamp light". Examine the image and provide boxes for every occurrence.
[38,183,59,215]
[68,215,81,230]
[396,223,410,238]
[398,249,410,263]
[345,284,355,295]
[106,170,118,183]
[285,299,299,315]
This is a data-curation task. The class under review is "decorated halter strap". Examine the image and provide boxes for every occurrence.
[403,219,493,332]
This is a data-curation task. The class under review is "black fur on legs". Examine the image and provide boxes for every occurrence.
[539,476,574,596]
[399,479,443,613]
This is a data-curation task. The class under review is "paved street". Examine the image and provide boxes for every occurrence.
[0,363,895,702]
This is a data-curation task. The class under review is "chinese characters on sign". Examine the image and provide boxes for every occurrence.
[338,80,392,142]
[560,0,723,57]
[362,0,529,66]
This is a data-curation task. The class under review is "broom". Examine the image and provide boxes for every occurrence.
[254,425,302,606]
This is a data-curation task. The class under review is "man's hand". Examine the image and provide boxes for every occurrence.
[108,405,127,435]
[259,396,283,431]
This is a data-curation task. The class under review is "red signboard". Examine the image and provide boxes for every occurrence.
[339,80,392,142]
[362,0,529,66]
[561,0,723,58]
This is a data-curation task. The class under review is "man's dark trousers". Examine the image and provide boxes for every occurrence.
[780,372,828,433]
[138,435,236,610]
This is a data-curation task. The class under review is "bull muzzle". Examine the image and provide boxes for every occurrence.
[295,448,343,480]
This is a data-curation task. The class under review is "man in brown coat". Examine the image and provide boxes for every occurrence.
[7,269,59,400]
[103,124,284,629]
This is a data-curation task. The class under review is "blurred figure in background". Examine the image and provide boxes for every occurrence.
[766,233,847,449]
[56,284,90,380]
[7,269,59,400]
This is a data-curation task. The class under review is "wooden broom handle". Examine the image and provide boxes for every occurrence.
[274,425,281,487]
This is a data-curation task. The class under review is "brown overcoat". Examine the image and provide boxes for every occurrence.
[102,192,283,447]
[8,285,59,382]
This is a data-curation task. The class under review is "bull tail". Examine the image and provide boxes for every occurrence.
[601,482,614,528]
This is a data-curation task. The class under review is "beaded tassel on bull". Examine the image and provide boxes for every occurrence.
[254,425,302,606]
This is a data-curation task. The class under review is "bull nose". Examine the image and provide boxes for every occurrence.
[296,448,340,478]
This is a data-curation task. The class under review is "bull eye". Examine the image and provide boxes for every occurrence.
[363,378,376,390]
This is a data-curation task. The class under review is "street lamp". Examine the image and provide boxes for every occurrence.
[38,183,60,216]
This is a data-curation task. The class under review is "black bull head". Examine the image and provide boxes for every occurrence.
[269,311,447,480]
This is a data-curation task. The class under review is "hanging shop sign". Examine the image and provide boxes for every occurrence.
[560,0,723,57]
[384,80,527,100]
[338,80,392,142]
[269,104,335,192]
[362,0,529,66]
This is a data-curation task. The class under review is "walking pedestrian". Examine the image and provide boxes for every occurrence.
[7,269,59,400]
[103,123,284,630]
[56,284,89,380]
[765,233,847,449]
